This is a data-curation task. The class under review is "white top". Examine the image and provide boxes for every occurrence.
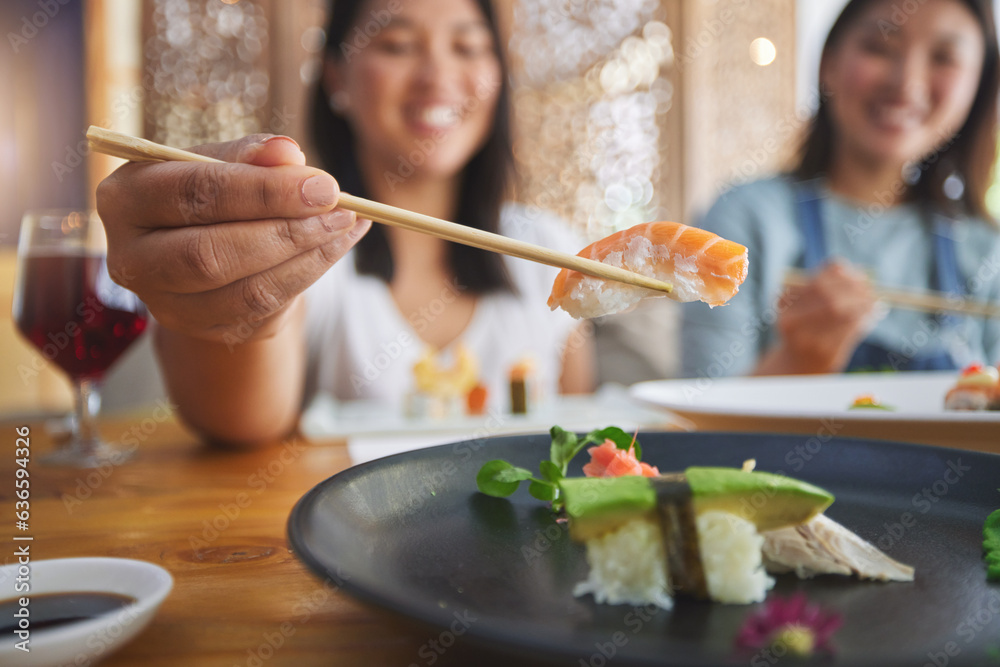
[304,203,583,411]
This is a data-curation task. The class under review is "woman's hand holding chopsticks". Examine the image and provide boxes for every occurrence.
[784,267,1000,319]
[755,262,880,375]
[96,133,370,343]
[88,126,675,296]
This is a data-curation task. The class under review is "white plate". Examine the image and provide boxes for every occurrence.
[0,557,173,667]
[630,370,1000,421]
[629,371,1000,450]
[301,384,680,439]
[301,386,685,465]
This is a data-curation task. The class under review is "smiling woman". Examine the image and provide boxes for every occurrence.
[682,0,1000,380]
[803,0,995,218]
[313,0,511,294]
[301,0,594,415]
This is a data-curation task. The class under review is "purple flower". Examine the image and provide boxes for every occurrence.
[736,593,842,657]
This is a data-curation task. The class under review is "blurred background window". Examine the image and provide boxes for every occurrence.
[0,0,88,241]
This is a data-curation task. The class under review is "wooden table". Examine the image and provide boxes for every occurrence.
[6,409,993,666]
[1,413,523,666]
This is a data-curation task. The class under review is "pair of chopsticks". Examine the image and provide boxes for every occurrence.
[85,126,673,295]
[784,268,1000,319]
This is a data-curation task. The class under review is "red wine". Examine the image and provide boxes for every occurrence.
[0,592,136,634]
[13,253,148,381]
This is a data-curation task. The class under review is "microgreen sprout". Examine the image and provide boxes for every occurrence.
[475,425,642,505]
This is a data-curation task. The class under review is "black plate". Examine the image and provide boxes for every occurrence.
[287,432,1000,666]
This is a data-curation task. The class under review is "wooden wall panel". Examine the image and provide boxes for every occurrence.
[675,0,798,219]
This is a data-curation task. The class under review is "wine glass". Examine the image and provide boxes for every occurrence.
[11,209,148,467]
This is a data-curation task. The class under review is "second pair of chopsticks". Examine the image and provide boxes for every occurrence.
[784,268,1000,319]
[86,126,673,295]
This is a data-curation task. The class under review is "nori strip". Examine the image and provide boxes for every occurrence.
[653,474,708,599]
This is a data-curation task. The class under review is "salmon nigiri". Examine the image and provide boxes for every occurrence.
[548,221,749,319]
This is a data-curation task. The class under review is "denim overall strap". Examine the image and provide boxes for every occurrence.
[796,181,827,271]
[931,215,963,299]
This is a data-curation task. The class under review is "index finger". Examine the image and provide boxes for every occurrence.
[820,260,871,283]
[186,133,307,166]
[98,160,340,230]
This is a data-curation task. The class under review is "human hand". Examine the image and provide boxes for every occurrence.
[97,134,370,343]
[773,262,880,373]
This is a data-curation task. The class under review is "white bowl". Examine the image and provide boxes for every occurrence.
[0,557,173,667]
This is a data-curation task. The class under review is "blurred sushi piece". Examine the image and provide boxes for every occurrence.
[944,363,1000,411]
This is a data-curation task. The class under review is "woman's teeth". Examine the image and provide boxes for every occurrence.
[418,106,459,128]
[873,105,921,128]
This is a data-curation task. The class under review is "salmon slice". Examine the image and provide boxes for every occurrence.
[582,440,660,478]
[547,222,749,319]
[761,514,915,582]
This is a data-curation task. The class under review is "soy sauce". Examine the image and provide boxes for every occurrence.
[0,592,136,633]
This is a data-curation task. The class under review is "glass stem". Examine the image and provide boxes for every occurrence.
[74,379,102,450]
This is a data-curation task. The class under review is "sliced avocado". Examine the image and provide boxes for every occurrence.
[686,467,834,531]
[558,468,834,540]
[559,476,657,541]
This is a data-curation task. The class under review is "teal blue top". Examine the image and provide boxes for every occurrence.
[680,175,1000,377]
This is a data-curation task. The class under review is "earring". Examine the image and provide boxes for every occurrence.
[329,91,350,114]
[902,161,921,186]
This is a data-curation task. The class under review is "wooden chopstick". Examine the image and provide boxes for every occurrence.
[86,126,674,295]
[784,268,1000,319]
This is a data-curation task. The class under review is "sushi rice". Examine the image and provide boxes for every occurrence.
[573,511,773,608]
[573,518,673,609]
[697,511,774,604]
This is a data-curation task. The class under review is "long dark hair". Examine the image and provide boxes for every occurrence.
[795,0,999,221]
[311,0,515,293]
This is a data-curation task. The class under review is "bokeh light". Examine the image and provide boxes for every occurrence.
[510,2,675,241]
[146,0,270,147]
[749,37,777,66]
